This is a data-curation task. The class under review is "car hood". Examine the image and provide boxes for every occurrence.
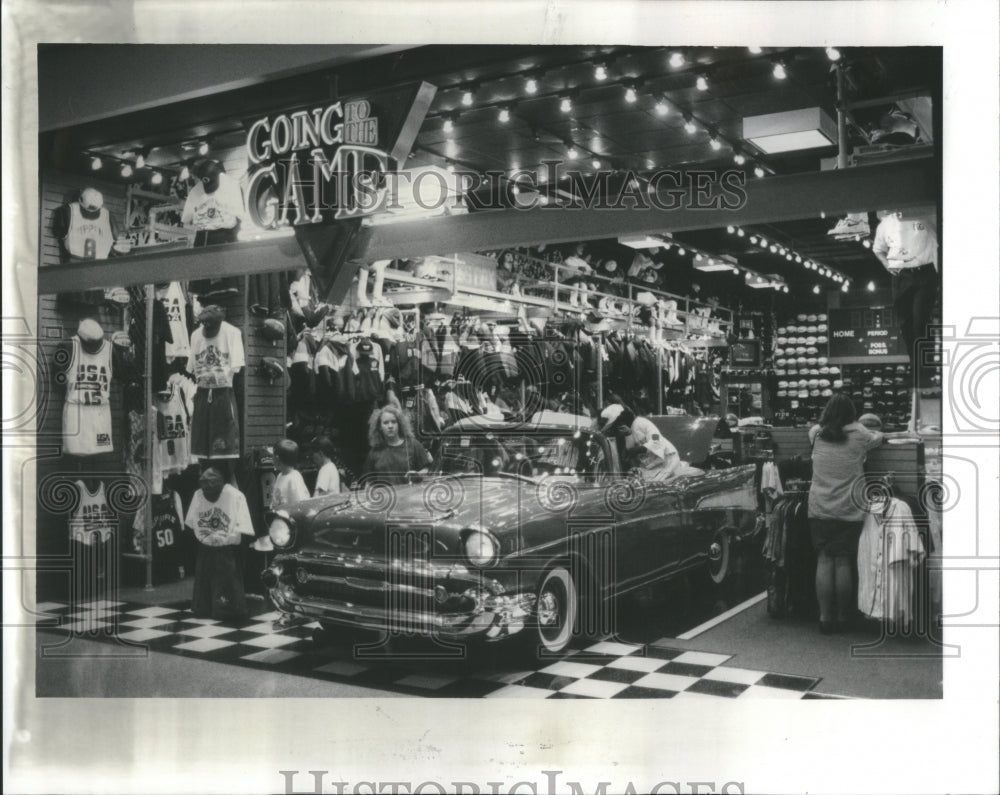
[647,415,723,466]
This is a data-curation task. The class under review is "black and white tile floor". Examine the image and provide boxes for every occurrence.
[35,599,845,699]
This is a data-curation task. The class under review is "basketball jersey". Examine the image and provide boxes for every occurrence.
[69,480,116,545]
[132,491,184,575]
[159,282,191,360]
[64,202,114,260]
[154,375,193,479]
[63,337,114,455]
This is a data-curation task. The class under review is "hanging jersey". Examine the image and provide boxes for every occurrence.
[187,321,245,388]
[155,376,193,478]
[133,491,185,576]
[181,173,245,231]
[158,282,191,360]
[69,480,116,545]
[64,202,114,260]
[62,338,114,455]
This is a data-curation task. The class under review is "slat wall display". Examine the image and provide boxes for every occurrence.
[237,276,288,454]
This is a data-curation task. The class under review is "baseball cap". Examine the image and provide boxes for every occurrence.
[80,187,104,211]
[77,318,103,342]
[599,404,627,432]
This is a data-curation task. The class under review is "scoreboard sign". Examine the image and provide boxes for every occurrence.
[828,307,908,363]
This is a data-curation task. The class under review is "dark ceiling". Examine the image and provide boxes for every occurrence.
[39,44,941,298]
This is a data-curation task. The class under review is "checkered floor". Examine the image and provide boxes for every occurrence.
[34,599,843,699]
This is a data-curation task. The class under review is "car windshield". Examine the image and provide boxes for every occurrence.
[435,430,608,481]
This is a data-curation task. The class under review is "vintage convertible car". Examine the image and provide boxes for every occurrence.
[262,411,760,653]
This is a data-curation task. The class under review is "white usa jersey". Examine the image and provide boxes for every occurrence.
[65,202,114,259]
[159,282,191,360]
[69,480,116,545]
[62,338,114,455]
[155,375,194,478]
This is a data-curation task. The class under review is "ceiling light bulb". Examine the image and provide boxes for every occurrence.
[567,146,579,160]
[726,225,735,234]
[795,255,802,263]
[669,51,685,68]
[783,285,790,293]
[813,285,821,294]
[90,156,102,170]
[772,62,787,80]
[462,89,474,106]
[737,229,746,238]
[745,272,753,281]
[526,77,538,94]
[179,166,190,181]
[677,248,686,256]
[498,107,510,123]
[769,245,778,253]
[696,75,709,91]
[754,165,766,178]
[758,237,768,247]
[197,141,209,155]
[749,236,758,245]
[748,46,763,54]
[862,238,872,249]
[624,86,637,103]
[826,46,841,62]
[710,137,722,150]
[733,152,746,165]
[654,100,669,116]
[560,96,572,113]
[786,253,794,260]
[684,118,697,135]
[150,171,163,185]
[595,64,608,81]
[135,154,145,169]
[695,253,704,261]
[443,118,454,133]
[842,283,849,293]
[120,163,133,178]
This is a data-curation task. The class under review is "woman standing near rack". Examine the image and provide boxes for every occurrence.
[807,393,884,633]
[361,404,433,486]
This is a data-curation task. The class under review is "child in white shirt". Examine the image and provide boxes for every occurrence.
[312,436,342,497]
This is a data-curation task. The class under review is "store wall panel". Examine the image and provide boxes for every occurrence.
[238,276,287,457]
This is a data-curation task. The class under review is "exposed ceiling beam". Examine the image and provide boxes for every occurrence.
[354,157,936,261]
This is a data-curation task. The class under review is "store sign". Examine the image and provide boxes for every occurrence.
[828,307,906,360]
[244,82,436,227]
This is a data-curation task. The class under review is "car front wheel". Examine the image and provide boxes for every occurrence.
[708,531,731,585]
[534,566,578,654]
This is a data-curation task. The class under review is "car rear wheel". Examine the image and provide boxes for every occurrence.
[534,566,578,654]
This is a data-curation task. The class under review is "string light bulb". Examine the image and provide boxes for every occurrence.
[754,165,766,178]
[135,153,145,169]
[89,156,102,170]
[826,46,841,62]
[560,95,572,113]
[567,146,579,160]
[654,99,669,116]
[669,51,685,68]
[748,46,763,54]
[842,282,850,293]
[150,171,163,185]
[179,165,190,181]
[709,136,722,151]
[197,141,209,155]
[813,285,821,294]
[462,88,474,106]
[525,76,538,94]
[624,85,637,103]
[120,163,133,178]
[443,117,454,133]
[591,159,601,170]
[498,107,510,123]
[696,74,709,91]
[594,63,608,81]
[726,225,735,234]
[683,116,697,135]
[737,228,745,237]
[733,152,746,165]
[772,61,787,80]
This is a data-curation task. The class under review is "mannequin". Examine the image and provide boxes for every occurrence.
[184,159,244,301]
[871,208,940,433]
[61,318,114,456]
[186,305,245,463]
[53,187,130,305]
[355,259,393,307]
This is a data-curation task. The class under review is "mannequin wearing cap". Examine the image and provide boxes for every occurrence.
[597,404,682,482]
[184,465,253,620]
[53,187,129,261]
[182,159,244,244]
[186,305,245,462]
[61,318,116,457]
[355,259,393,308]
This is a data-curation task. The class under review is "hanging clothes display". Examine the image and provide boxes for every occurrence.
[858,497,926,625]
[68,479,117,546]
[132,489,185,581]
[186,313,245,461]
[154,373,196,487]
[157,282,191,361]
[62,330,114,456]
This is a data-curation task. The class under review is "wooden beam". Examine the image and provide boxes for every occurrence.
[354,157,937,261]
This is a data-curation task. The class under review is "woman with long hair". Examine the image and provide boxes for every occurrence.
[361,404,433,486]
[808,393,885,633]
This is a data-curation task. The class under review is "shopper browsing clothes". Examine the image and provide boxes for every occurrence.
[185,466,254,621]
[311,436,342,497]
[361,405,433,486]
[807,394,902,633]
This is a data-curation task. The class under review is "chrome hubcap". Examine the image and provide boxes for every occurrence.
[538,591,559,626]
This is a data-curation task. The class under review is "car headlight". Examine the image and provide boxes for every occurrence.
[268,513,295,548]
[462,529,499,568]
